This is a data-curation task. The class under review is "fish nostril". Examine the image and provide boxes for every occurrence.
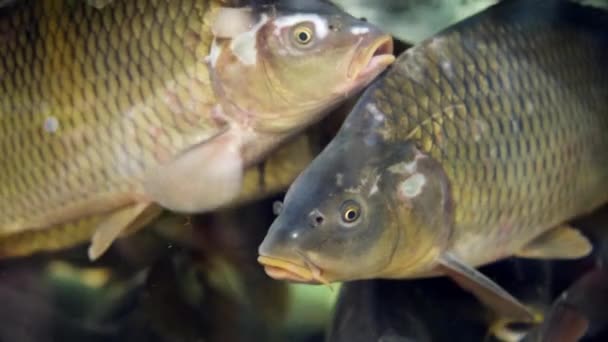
[308,209,325,228]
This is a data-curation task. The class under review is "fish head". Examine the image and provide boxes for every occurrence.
[209,1,395,133]
[258,111,453,284]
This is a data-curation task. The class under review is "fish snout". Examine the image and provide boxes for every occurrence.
[258,216,325,284]
[259,208,326,257]
[258,218,306,260]
[347,30,395,80]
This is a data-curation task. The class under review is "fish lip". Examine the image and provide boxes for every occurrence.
[348,34,395,80]
[257,255,327,285]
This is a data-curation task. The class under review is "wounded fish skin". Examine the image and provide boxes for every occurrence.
[259,0,608,318]
[0,0,394,259]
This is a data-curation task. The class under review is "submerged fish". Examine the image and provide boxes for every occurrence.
[0,0,394,260]
[259,0,608,323]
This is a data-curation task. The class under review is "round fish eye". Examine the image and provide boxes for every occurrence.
[340,200,361,224]
[293,26,314,45]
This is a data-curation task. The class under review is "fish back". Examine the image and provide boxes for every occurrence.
[365,0,608,262]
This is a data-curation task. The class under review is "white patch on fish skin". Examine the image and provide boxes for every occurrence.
[368,174,381,197]
[473,119,488,142]
[113,143,141,178]
[366,103,385,122]
[125,107,136,119]
[44,116,59,133]
[399,173,426,198]
[344,169,382,196]
[206,39,222,68]
[336,173,344,187]
[510,117,521,134]
[290,231,299,239]
[441,60,454,79]
[345,185,362,194]
[402,160,418,173]
[345,173,372,194]
[212,7,254,38]
[524,100,535,115]
[273,14,329,39]
[403,37,450,84]
[350,26,370,35]
[428,37,448,51]
[388,151,425,175]
[229,14,270,66]
[398,50,425,83]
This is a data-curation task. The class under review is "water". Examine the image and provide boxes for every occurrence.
[1,1,607,341]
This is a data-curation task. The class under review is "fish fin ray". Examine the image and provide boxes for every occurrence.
[121,204,164,236]
[515,225,592,260]
[87,202,152,261]
[438,253,539,323]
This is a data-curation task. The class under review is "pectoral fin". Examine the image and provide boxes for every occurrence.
[515,225,592,260]
[88,202,153,261]
[438,253,539,323]
[143,131,244,214]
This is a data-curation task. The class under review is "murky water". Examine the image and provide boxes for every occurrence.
[1,1,608,341]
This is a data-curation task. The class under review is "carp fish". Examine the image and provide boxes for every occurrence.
[258,0,608,323]
[0,0,395,259]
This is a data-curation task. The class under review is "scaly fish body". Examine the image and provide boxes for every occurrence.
[0,0,395,259]
[0,0,222,233]
[259,0,608,322]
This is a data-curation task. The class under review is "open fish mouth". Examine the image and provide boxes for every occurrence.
[257,255,330,285]
[348,34,395,80]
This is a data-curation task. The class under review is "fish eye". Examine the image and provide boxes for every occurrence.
[293,26,314,45]
[340,200,361,224]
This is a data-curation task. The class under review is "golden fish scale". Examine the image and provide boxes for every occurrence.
[0,129,320,258]
[372,18,608,260]
[0,0,222,236]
